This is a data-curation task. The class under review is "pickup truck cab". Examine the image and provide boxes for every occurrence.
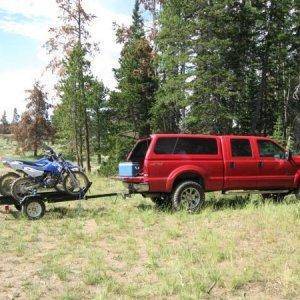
[119,134,300,211]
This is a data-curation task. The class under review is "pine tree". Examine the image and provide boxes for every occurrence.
[54,44,91,167]
[113,0,157,138]
[14,82,53,156]
[12,108,20,124]
[154,0,299,135]
[87,79,109,164]
[0,111,9,134]
[47,0,98,171]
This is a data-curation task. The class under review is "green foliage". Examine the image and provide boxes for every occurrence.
[54,44,87,162]
[102,0,157,169]
[112,0,157,138]
[88,79,109,164]
[24,0,300,167]
[154,0,299,137]
[273,116,285,145]
[0,111,9,134]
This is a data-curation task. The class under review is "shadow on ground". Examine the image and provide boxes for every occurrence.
[3,194,298,220]
[136,195,253,213]
[137,194,298,213]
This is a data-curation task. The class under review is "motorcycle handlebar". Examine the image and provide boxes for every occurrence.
[42,144,67,162]
[42,144,59,159]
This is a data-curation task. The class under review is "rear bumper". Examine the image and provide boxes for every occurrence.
[117,176,149,193]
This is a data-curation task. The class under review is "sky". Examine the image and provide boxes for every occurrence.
[0,0,135,120]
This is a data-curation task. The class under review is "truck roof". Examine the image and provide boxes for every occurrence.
[150,133,270,139]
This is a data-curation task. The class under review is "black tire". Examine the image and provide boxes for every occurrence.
[261,193,286,203]
[0,172,20,196]
[22,198,45,220]
[63,171,89,196]
[171,180,205,212]
[151,195,171,208]
[14,204,22,211]
[11,177,36,201]
[295,188,300,200]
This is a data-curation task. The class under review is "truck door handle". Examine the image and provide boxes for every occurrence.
[258,161,264,168]
[229,162,235,169]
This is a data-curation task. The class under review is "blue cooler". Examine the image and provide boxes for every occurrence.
[119,162,140,177]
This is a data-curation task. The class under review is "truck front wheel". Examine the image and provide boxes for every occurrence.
[171,181,205,212]
[261,193,286,203]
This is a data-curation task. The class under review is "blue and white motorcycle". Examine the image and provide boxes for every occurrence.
[0,151,56,196]
[9,146,89,201]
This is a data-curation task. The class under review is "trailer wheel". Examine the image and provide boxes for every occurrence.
[171,181,205,212]
[22,199,45,220]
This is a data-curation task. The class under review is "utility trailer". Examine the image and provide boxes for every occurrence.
[0,182,128,220]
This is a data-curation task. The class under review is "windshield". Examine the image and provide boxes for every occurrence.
[128,139,150,162]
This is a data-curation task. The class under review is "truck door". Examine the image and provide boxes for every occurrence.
[255,139,297,189]
[224,138,259,189]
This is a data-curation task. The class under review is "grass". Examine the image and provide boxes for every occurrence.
[0,137,299,298]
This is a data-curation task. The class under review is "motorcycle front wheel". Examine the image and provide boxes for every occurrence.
[63,171,89,196]
[11,177,36,201]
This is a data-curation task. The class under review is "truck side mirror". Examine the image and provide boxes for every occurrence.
[284,150,292,160]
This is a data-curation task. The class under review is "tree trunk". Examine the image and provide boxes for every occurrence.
[96,108,101,164]
[79,131,84,168]
[84,108,91,172]
[283,77,291,141]
[252,53,268,133]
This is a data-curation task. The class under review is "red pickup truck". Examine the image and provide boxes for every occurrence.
[120,134,300,211]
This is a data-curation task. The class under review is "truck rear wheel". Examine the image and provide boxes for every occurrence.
[171,181,204,212]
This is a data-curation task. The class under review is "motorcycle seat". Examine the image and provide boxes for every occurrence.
[17,161,46,170]
[18,160,47,166]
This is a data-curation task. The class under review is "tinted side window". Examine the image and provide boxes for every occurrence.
[174,138,218,154]
[154,138,177,154]
[231,139,252,157]
[258,140,285,158]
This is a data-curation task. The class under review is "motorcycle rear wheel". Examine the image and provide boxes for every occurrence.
[11,177,36,201]
[0,172,20,196]
[63,171,89,196]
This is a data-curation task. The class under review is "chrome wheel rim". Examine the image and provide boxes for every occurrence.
[180,187,201,210]
[27,202,42,218]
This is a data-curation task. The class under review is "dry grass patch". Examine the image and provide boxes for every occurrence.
[0,175,299,299]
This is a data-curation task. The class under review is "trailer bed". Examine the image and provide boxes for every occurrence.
[0,182,129,220]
